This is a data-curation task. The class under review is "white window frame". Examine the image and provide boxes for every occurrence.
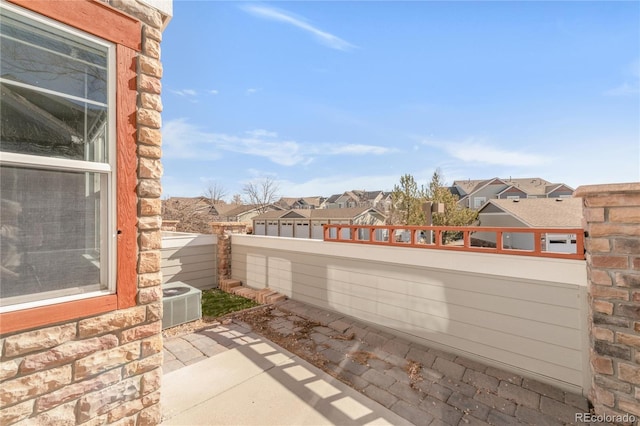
[473,197,486,208]
[0,3,117,313]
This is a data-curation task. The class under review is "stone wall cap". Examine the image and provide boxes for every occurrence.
[575,182,640,197]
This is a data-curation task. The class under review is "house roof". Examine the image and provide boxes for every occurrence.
[453,177,574,197]
[253,207,385,221]
[252,210,289,220]
[310,207,383,219]
[277,196,325,209]
[349,190,383,201]
[453,179,498,195]
[223,204,262,217]
[301,196,324,206]
[478,198,583,227]
[325,194,342,203]
[210,202,237,215]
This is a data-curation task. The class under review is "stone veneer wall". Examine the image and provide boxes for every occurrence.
[0,1,168,424]
[211,223,248,285]
[576,183,640,419]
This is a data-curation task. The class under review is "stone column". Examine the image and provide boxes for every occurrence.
[575,183,640,419]
[211,222,248,285]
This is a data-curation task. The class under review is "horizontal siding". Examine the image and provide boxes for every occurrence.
[161,235,217,290]
[231,236,588,394]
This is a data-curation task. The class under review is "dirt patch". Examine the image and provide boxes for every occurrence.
[333,332,355,341]
[347,350,380,366]
[232,305,329,369]
[405,360,424,388]
[162,317,219,339]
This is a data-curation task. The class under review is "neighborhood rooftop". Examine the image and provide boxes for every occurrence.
[479,197,584,228]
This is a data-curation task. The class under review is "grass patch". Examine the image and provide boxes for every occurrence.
[202,289,260,318]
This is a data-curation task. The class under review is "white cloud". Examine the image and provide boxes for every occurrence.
[241,5,356,51]
[603,82,640,97]
[326,144,391,155]
[423,138,549,167]
[246,88,260,95]
[209,89,219,95]
[245,129,278,138]
[604,59,640,97]
[163,118,391,166]
[278,174,399,197]
[171,89,197,97]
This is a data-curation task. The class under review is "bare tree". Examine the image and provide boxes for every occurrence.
[203,181,228,204]
[161,197,213,234]
[231,194,243,205]
[242,177,280,213]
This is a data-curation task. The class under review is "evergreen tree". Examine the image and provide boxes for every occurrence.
[425,169,478,242]
[389,170,478,239]
[390,174,426,225]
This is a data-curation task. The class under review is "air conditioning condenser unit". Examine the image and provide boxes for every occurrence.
[162,282,202,329]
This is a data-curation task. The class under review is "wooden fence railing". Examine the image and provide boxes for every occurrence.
[322,225,585,260]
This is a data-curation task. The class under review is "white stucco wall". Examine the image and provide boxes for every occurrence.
[231,235,589,395]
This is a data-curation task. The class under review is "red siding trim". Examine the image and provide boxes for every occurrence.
[0,296,118,335]
[116,44,139,310]
[5,0,141,51]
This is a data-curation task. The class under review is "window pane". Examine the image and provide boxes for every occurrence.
[0,166,108,308]
[0,7,109,162]
[0,8,108,103]
[0,84,107,161]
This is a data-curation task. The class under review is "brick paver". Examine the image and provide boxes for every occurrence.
[163,299,603,425]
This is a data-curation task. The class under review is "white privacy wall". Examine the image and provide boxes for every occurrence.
[161,232,217,290]
[231,235,590,395]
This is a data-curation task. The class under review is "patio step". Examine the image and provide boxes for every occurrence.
[219,279,287,305]
[256,289,278,303]
[231,286,258,300]
[219,279,242,291]
[265,293,286,303]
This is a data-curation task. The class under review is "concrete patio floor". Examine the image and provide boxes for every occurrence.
[162,329,413,425]
[161,300,602,426]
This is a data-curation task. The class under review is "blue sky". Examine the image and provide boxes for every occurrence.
[161,1,640,199]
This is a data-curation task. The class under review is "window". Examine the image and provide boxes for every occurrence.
[0,4,115,312]
[473,197,486,208]
[0,0,142,334]
[506,195,520,200]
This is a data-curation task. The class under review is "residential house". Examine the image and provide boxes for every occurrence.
[253,207,386,239]
[451,177,574,209]
[276,196,324,210]
[0,0,171,424]
[322,190,391,212]
[221,203,283,224]
[474,197,583,252]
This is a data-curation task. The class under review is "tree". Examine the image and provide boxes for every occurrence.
[242,177,280,214]
[388,170,477,242]
[425,169,478,242]
[161,197,213,234]
[203,181,228,204]
[230,194,243,205]
[389,174,426,225]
